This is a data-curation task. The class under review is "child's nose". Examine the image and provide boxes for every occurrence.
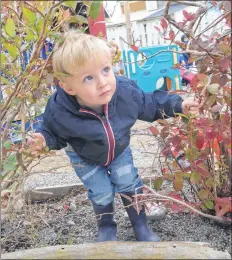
[97,76,107,88]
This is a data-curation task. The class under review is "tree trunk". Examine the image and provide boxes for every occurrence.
[1,241,231,259]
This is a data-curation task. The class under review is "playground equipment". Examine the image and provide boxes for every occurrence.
[122,45,181,92]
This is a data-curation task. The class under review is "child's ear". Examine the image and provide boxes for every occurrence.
[59,82,76,95]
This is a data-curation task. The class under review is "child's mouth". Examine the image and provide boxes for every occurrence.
[100,90,111,96]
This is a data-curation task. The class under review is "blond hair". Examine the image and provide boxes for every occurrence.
[52,30,112,80]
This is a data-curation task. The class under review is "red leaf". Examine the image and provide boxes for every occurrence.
[219,75,228,87]
[160,17,168,30]
[149,126,159,136]
[171,135,181,147]
[154,26,161,32]
[169,30,175,41]
[131,45,139,52]
[168,192,183,201]
[218,57,231,73]
[161,167,168,173]
[205,129,216,141]
[195,163,209,178]
[182,10,196,21]
[178,20,188,28]
[211,1,217,6]
[196,133,205,149]
[63,204,69,211]
[214,197,232,217]
[161,146,170,157]
[167,192,185,213]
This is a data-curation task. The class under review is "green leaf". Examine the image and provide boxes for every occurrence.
[36,17,44,33]
[2,77,13,86]
[186,147,199,161]
[190,171,200,184]
[173,175,183,191]
[207,84,220,95]
[63,1,77,10]
[5,18,16,37]
[27,75,39,84]
[205,177,215,188]
[206,95,216,107]
[66,15,88,25]
[197,74,211,86]
[153,177,163,191]
[1,52,6,64]
[174,113,189,119]
[25,29,36,41]
[219,43,231,55]
[89,1,101,20]
[23,7,37,25]
[12,97,22,105]
[3,154,17,172]
[5,44,19,59]
[204,199,214,209]
[48,32,62,40]
[198,189,209,200]
[3,140,13,149]
[181,117,189,124]
[175,113,190,124]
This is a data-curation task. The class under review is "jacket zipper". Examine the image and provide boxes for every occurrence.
[79,104,115,166]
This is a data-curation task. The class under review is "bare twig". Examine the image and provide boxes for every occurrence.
[143,185,231,225]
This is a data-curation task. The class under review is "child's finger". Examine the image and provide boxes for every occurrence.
[185,100,199,108]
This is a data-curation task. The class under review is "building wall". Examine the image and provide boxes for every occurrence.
[106,5,227,50]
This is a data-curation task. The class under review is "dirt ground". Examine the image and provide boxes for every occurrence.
[1,121,231,255]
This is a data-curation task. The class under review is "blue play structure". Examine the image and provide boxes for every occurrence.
[122,45,181,92]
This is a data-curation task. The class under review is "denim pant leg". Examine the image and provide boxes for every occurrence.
[108,146,143,194]
[66,151,115,206]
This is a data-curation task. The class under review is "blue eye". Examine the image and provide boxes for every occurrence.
[84,75,93,82]
[103,66,110,74]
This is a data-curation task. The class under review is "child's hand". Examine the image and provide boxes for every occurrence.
[181,99,201,115]
[26,133,47,154]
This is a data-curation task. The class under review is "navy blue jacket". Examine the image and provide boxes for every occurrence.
[38,76,183,166]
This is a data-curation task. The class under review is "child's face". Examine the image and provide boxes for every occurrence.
[60,57,116,110]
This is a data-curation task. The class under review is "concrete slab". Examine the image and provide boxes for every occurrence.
[24,183,86,203]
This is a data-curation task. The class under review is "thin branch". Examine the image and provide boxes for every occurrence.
[143,185,231,225]
[195,10,231,38]
[123,48,223,65]
[25,1,45,18]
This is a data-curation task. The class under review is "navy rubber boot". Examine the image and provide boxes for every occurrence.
[92,202,117,242]
[121,193,161,242]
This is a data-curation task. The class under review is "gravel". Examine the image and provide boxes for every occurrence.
[1,190,231,255]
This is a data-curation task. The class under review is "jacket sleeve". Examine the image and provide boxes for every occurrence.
[130,79,183,122]
[36,102,67,151]
[36,121,67,150]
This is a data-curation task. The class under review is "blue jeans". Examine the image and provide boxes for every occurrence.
[66,146,143,206]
